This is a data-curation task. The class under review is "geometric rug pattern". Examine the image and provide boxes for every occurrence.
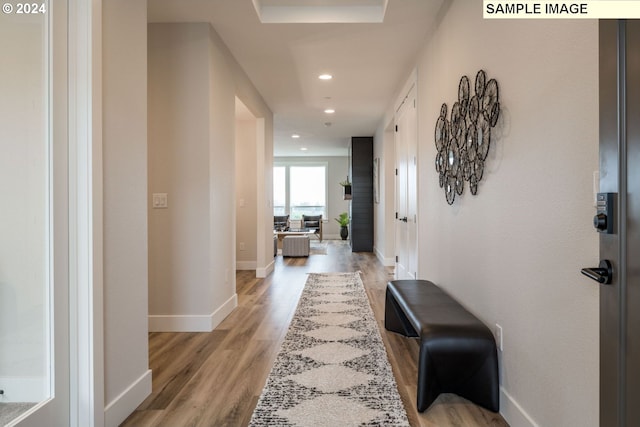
[249,272,410,426]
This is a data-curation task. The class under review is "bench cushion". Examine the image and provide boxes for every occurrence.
[386,280,492,340]
[385,279,499,413]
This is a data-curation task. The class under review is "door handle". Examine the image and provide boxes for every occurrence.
[581,260,613,285]
[399,217,408,222]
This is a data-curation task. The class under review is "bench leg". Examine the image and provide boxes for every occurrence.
[416,338,500,413]
[417,342,440,412]
[455,352,500,412]
[384,288,418,337]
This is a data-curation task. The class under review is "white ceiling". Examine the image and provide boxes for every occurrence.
[148,0,445,157]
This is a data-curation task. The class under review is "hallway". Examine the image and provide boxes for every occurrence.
[122,241,508,427]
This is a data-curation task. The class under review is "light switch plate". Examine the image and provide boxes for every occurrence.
[152,193,168,209]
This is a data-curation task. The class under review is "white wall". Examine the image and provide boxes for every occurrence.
[148,23,274,328]
[102,0,151,425]
[206,25,239,312]
[148,23,227,330]
[404,2,599,426]
[148,24,214,324]
[274,156,351,239]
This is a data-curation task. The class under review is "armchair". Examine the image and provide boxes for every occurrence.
[302,214,323,242]
[274,215,289,231]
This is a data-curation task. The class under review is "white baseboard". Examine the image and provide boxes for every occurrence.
[104,369,152,427]
[374,247,395,267]
[256,259,275,278]
[236,260,257,270]
[0,376,46,402]
[148,293,238,332]
[500,387,539,427]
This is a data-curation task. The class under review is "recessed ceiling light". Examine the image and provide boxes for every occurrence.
[300,147,308,151]
[324,109,335,114]
[319,74,333,80]
[292,134,300,139]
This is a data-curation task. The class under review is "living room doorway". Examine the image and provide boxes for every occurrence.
[235,97,260,275]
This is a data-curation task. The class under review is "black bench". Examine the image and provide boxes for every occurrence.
[385,279,499,413]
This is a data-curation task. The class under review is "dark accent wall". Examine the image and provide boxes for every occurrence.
[350,137,373,252]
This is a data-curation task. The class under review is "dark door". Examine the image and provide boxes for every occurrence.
[595,20,640,427]
[350,137,374,252]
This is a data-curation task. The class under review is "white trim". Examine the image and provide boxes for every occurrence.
[103,370,151,427]
[500,387,539,427]
[90,0,104,426]
[68,0,104,425]
[148,294,238,332]
[236,260,257,270]
[374,247,395,267]
[257,259,275,278]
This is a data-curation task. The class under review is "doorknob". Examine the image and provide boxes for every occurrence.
[581,260,613,284]
[399,217,408,222]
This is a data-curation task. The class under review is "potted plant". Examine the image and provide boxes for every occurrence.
[339,178,352,200]
[335,212,350,240]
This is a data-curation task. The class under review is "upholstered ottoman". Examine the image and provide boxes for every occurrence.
[282,235,310,257]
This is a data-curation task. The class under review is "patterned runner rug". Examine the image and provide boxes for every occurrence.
[249,272,410,427]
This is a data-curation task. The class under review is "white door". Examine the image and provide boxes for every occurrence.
[395,85,418,279]
[1,1,70,425]
[395,112,409,279]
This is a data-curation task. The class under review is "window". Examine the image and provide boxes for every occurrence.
[273,163,327,218]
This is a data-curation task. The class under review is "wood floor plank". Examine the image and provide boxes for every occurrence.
[121,240,509,427]
[137,330,229,411]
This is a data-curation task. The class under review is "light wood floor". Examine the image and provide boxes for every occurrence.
[121,240,509,427]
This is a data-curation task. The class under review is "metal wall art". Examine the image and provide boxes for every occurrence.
[434,70,500,205]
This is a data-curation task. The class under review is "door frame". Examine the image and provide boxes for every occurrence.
[395,102,409,279]
[67,0,104,425]
[394,74,418,280]
[598,19,640,427]
[15,1,104,426]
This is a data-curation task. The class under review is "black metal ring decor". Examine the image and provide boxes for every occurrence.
[434,70,500,205]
